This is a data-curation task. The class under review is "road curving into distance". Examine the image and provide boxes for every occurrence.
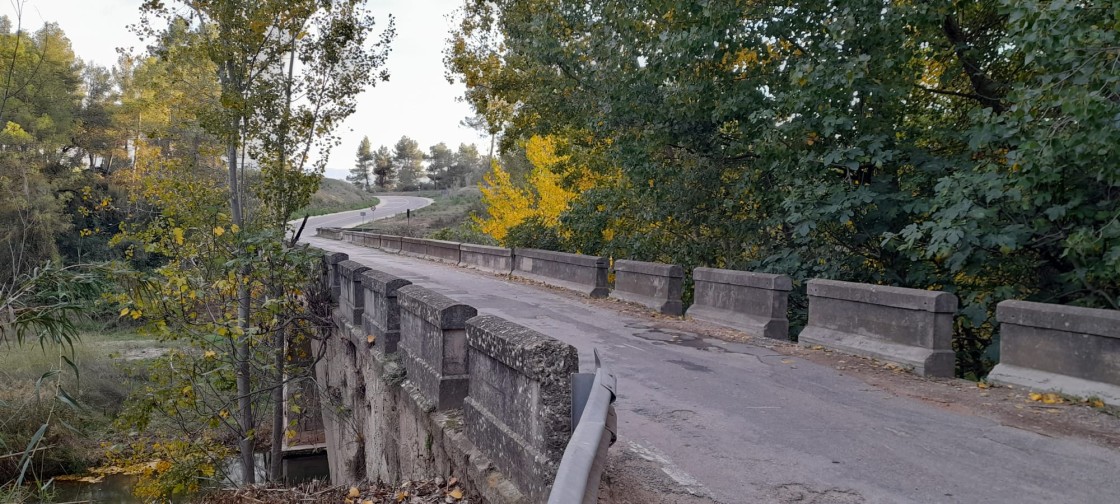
[291,195,433,238]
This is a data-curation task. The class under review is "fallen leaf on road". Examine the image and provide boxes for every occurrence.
[1028,392,1043,401]
[1042,393,1063,404]
[448,488,463,500]
[349,487,361,498]
[367,334,376,344]
[976,381,990,389]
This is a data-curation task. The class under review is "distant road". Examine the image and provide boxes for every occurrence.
[291,195,432,237]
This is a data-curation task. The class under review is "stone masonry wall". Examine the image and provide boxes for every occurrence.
[313,260,583,503]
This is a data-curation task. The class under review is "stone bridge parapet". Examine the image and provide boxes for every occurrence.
[459,243,514,275]
[397,285,478,411]
[513,248,609,298]
[610,259,685,315]
[988,300,1120,405]
[360,269,411,355]
[464,314,579,503]
[688,268,792,340]
[799,279,957,377]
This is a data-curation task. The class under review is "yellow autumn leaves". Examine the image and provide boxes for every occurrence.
[476,135,591,242]
[1026,391,1106,409]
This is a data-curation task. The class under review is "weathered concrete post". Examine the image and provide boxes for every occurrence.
[397,285,478,410]
[798,279,957,377]
[337,260,371,325]
[323,252,349,303]
[381,234,403,253]
[459,243,514,275]
[463,314,580,503]
[988,300,1120,405]
[512,248,610,298]
[687,268,793,340]
[360,269,412,355]
[610,259,685,315]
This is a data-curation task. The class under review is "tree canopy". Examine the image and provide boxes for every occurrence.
[448,0,1120,376]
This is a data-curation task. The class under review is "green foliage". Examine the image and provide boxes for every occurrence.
[373,144,394,189]
[349,136,375,190]
[448,0,1120,377]
[392,135,424,191]
[504,216,564,251]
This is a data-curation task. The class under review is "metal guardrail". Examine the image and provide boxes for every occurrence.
[548,349,618,504]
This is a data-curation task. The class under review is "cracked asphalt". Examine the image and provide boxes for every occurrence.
[303,198,1120,503]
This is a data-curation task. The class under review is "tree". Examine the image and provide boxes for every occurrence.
[450,142,483,187]
[447,0,1120,377]
[392,135,423,190]
[0,15,82,285]
[348,136,374,190]
[373,144,393,189]
[425,142,454,189]
[132,0,395,486]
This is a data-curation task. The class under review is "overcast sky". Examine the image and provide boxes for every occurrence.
[2,0,487,180]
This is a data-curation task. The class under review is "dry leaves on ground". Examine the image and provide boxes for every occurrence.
[195,477,473,504]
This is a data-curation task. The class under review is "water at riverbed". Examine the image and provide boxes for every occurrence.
[48,452,329,503]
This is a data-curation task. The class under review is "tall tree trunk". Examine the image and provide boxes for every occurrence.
[269,46,298,482]
[228,133,255,485]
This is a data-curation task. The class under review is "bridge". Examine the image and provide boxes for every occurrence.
[297,196,1120,503]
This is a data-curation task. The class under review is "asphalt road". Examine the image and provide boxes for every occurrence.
[301,234,1120,504]
[291,195,433,233]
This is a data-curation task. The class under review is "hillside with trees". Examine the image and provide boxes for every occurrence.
[345,135,488,192]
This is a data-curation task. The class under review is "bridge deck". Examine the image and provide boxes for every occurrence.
[305,229,1120,504]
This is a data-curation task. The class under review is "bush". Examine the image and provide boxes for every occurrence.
[504,217,565,251]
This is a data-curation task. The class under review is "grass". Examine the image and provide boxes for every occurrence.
[0,319,179,489]
[297,178,380,217]
[351,187,496,244]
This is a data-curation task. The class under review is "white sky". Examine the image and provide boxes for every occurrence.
[2,0,487,180]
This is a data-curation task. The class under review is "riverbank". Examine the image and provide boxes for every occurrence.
[0,320,179,501]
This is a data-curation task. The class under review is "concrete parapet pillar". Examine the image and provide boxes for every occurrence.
[397,285,478,410]
[610,259,685,315]
[322,251,349,304]
[798,279,957,377]
[463,314,579,502]
[360,269,412,355]
[687,268,792,340]
[337,260,371,326]
[988,300,1120,405]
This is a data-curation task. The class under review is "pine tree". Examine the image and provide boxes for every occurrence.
[373,145,394,189]
[392,135,424,190]
[348,136,374,190]
[426,142,454,189]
